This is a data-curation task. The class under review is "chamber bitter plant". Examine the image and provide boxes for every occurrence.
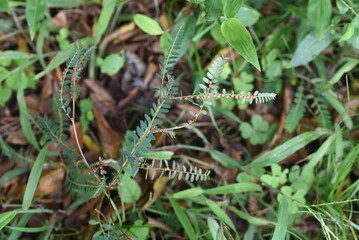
[0,30,276,200]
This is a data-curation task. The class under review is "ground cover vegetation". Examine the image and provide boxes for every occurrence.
[0,0,358,239]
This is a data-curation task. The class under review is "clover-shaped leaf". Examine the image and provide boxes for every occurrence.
[278,186,306,214]
[234,72,254,109]
[260,164,288,188]
[240,114,271,145]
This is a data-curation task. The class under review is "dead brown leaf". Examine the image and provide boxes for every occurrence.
[69,122,83,153]
[141,176,168,211]
[6,129,28,145]
[85,79,116,116]
[93,103,121,159]
[35,168,65,197]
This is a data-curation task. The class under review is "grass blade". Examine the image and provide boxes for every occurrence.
[272,197,288,240]
[0,211,17,230]
[206,199,236,231]
[169,198,196,240]
[95,0,117,41]
[204,183,262,195]
[247,131,324,168]
[17,76,39,150]
[22,144,48,211]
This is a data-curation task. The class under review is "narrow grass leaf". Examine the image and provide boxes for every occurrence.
[272,197,288,240]
[204,183,261,195]
[134,14,164,35]
[207,217,221,240]
[206,199,236,231]
[169,198,196,240]
[22,144,48,211]
[95,0,117,40]
[322,92,353,129]
[25,0,47,40]
[142,151,174,160]
[229,206,275,226]
[6,225,49,233]
[175,144,240,168]
[8,213,32,240]
[329,59,359,84]
[0,167,27,187]
[17,76,39,150]
[173,187,204,199]
[34,38,94,80]
[0,211,17,230]
[221,18,261,71]
[333,146,359,188]
[247,131,324,168]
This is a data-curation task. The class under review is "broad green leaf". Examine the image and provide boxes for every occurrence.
[323,92,353,129]
[134,14,164,35]
[128,220,149,240]
[329,59,358,84]
[291,32,332,67]
[221,18,261,71]
[142,151,174,160]
[204,0,223,21]
[223,0,243,18]
[336,0,348,14]
[0,85,11,106]
[17,76,39,150]
[95,0,117,40]
[207,199,236,231]
[247,131,324,168]
[173,187,204,199]
[272,197,288,240]
[0,0,10,13]
[204,183,261,194]
[118,173,141,203]
[34,38,93,80]
[22,144,48,211]
[308,0,332,38]
[234,5,260,27]
[100,53,125,75]
[210,24,227,45]
[25,0,47,40]
[169,198,196,240]
[0,211,17,230]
